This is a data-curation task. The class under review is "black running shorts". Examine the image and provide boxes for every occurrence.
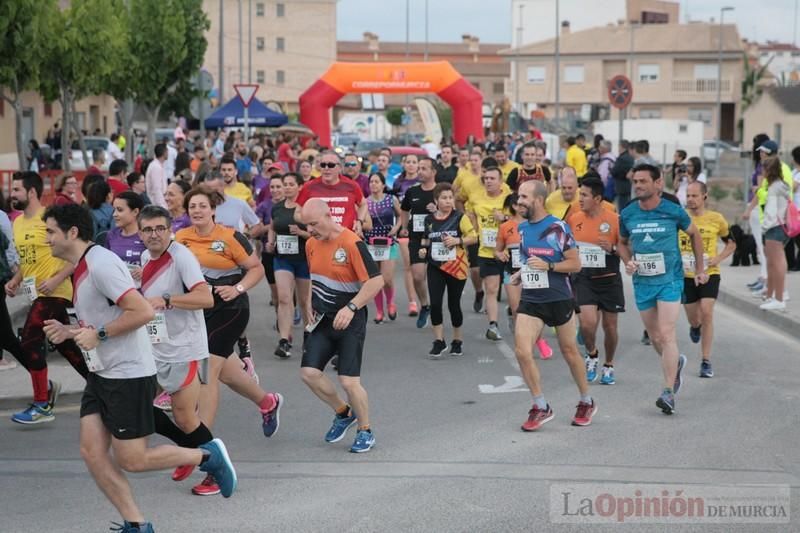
[467,243,479,269]
[205,307,249,357]
[478,257,505,278]
[80,373,157,440]
[517,299,575,327]
[682,274,721,304]
[302,309,367,377]
[574,274,626,313]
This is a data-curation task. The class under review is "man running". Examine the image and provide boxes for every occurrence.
[511,180,596,431]
[453,152,484,311]
[618,164,708,415]
[566,176,624,385]
[680,181,736,378]
[300,199,383,453]
[41,204,236,533]
[506,142,552,193]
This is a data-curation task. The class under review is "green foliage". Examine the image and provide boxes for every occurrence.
[732,185,745,202]
[709,183,730,202]
[0,0,54,94]
[385,108,404,127]
[741,54,772,112]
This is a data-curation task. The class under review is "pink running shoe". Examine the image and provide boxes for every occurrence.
[536,338,554,360]
[153,391,172,411]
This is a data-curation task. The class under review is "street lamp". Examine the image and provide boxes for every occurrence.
[715,6,734,172]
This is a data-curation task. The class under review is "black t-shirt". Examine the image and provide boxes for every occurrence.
[435,163,458,184]
[271,200,307,260]
[507,165,551,192]
[400,183,436,239]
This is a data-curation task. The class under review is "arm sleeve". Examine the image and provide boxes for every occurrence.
[400,189,411,212]
[242,203,259,226]
[677,206,692,232]
[618,213,630,239]
[0,213,19,267]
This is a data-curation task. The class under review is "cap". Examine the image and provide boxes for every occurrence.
[757,140,778,155]
[268,162,283,171]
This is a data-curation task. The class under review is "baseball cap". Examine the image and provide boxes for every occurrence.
[268,162,283,171]
[757,140,778,155]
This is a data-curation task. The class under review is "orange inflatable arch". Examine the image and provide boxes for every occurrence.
[299,61,484,146]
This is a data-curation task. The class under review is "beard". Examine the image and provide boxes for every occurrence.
[10,199,28,211]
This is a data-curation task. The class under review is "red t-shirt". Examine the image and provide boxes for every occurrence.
[108,178,129,196]
[296,176,364,230]
[277,143,294,172]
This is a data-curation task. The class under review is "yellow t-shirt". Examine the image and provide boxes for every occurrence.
[679,210,729,278]
[467,186,512,258]
[499,161,521,183]
[566,145,588,177]
[225,182,254,205]
[453,167,482,208]
[13,209,72,301]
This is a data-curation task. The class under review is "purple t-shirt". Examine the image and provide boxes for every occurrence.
[105,226,146,266]
[171,213,191,234]
[391,174,419,201]
[255,199,274,244]
[352,173,370,198]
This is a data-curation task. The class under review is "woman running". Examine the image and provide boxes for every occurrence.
[106,191,146,285]
[166,179,192,233]
[418,183,477,358]
[393,153,421,316]
[364,172,402,323]
[254,175,285,311]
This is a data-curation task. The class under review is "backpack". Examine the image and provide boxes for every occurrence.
[783,201,800,238]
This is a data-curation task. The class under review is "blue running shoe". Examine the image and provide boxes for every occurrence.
[261,393,283,437]
[600,365,616,385]
[700,360,714,378]
[325,410,357,443]
[656,389,675,415]
[674,354,687,394]
[689,325,701,344]
[110,521,155,532]
[748,280,764,291]
[416,305,430,328]
[198,438,237,498]
[585,355,599,383]
[11,402,54,425]
[350,429,376,453]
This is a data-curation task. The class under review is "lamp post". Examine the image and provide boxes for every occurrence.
[515,3,524,120]
[715,6,734,171]
[554,0,560,129]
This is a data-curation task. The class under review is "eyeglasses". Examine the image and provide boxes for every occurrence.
[319,162,338,169]
[344,162,358,167]
[140,226,169,235]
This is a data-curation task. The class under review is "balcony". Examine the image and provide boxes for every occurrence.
[671,78,732,95]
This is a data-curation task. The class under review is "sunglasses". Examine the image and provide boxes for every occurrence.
[319,162,338,169]
[344,162,358,167]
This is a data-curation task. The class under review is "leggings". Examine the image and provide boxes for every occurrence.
[427,264,466,328]
[19,297,88,376]
[0,292,26,363]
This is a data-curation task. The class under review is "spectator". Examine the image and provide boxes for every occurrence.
[145,143,168,208]
[675,156,707,206]
[565,136,588,178]
[107,159,131,196]
[127,171,151,205]
[86,180,114,243]
[758,157,792,311]
[670,149,687,188]
[87,148,105,175]
[594,140,616,201]
[610,140,634,210]
[53,174,79,205]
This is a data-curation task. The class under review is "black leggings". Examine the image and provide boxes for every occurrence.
[0,292,26,363]
[18,297,88,376]
[427,264,466,328]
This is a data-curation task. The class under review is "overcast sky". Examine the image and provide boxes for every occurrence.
[337,0,799,46]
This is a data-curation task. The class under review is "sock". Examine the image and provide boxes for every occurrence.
[186,423,213,448]
[588,349,599,358]
[604,363,614,368]
[31,369,49,404]
[663,387,674,395]
[374,291,384,315]
[489,321,497,327]
[383,286,395,307]
[153,408,194,447]
[357,424,370,432]
[580,394,592,404]
[702,358,710,362]
[126,522,142,528]
[259,393,277,413]
[533,395,547,410]
[335,404,351,418]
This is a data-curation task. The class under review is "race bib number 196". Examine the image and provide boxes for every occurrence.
[635,253,666,276]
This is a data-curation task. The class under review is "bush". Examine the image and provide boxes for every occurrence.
[709,183,729,202]
[385,108,404,127]
[732,185,744,202]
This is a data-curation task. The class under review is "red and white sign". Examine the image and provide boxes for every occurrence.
[234,84,259,107]
[607,75,633,110]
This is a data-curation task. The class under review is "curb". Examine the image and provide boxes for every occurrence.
[717,288,800,341]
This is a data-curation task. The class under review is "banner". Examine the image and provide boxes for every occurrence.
[414,97,443,144]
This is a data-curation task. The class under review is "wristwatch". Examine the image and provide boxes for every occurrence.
[97,325,109,342]
[235,284,245,294]
[162,293,172,309]
[346,302,358,313]
[548,262,555,272]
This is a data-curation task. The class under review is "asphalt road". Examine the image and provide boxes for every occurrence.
[2,275,798,532]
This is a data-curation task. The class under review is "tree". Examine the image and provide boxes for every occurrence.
[385,108,404,127]
[0,0,55,170]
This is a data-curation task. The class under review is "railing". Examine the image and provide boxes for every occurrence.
[671,78,731,94]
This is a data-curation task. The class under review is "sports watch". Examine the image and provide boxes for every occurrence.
[162,293,172,309]
[346,302,358,313]
[97,325,109,342]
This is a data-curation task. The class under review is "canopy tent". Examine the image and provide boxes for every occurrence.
[204,96,288,129]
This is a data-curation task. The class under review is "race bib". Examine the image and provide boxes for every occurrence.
[66,307,104,372]
[682,253,709,274]
[521,265,549,289]
[276,234,299,255]
[635,252,666,276]
[431,242,456,262]
[146,312,169,344]
[579,244,606,268]
[368,244,391,262]
[22,276,38,301]
[305,311,324,333]
[481,228,498,248]
[510,247,522,269]
[412,214,426,232]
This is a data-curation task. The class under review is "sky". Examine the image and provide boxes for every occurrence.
[336,0,800,46]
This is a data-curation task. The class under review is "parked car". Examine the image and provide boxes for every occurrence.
[331,132,360,154]
[354,140,385,159]
[702,140,740,163]
[69,136,111,170]
[154,128,194,152]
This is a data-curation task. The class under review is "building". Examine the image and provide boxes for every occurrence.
[500,22,744,141]
[755,41,800,87]
[201,0,336,114]
[743,86,800,154]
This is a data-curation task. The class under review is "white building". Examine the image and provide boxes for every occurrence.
[757,41,800,86]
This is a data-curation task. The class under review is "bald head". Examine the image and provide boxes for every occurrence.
[301,198,330,220]
[520,179,548,202]
[559,167,578,202]
[302,198,338,240]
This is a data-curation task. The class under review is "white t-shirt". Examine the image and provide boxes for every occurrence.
[164,144,178,179]
[140,241,209,363]
[107,141,124,162]
[676,173,707,206]
[72,245,156,379]
[215,195,259,232]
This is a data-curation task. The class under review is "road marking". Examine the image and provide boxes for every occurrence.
[478,375,529,394]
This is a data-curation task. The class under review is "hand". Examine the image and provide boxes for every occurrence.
[495,250,509,262]
[4,279,19,297]
[147,296,167,310]
[527,256,549,271]
[288,224,300,235]
[214,285,240,302]
[129,267,143,282]
[442,235,459,249]
[695,272,709,286]
[37,277,60,296]
[597,238,614,253]
[72,327,100,351]
[706,258,719,269]
[492,209,506,223]
[426,202,436,213]
[266,242,276,253]
[333,306,354,330]
[43,319,74,345]
[625,260,638,275]
[418,248,428,259]
[509,272,521,286]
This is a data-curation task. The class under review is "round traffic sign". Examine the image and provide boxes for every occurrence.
[608,75,633,109]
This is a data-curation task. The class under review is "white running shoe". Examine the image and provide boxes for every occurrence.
[759,298,786,311]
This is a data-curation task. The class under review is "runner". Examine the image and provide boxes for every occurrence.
[507,142,553,194]
[679,181,736,378]
[222,154,255,207]
[418,183,477,358]
[453,152,485,311]
[300,199,384,453]
[0,197,24,371]
[466,166,511,340]
[566,176,625,385]
[5,172,88,424]
[267,173,312,359]
[393,154,423,317]
[511,180,596,431]
[165,180,192,234]
[493,143,520,183]
[364,172,402,323]
[255,175,285,316]
[106,192,146,286]
[618,164,708,414]
[42,204,236,531]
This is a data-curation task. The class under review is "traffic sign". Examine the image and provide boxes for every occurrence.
[234,84,259,107]
[608,75,633,110]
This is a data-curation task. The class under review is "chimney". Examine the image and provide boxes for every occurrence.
[462,33,472,45]
[561,20,570,35]
[363,31,379,61]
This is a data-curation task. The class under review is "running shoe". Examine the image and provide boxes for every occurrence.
[429,339,448,359]
[172,464,195,481]
[416,305,430,329]
[641,330,651,346]
[110,521,154,532]
[759,298,786,311]
[374,310,384,324]
[747,279,764,291]
[674,354,687,394]
[408,301,419,317]
[585,355,599,383]
[48,379,62,410]
[325,409,357,443]
[293,307,302,326]
[751,289,767,299]
[536,338,553,359]
[191,474,221,496]
[262,393,283,437]
[700,360,714,378]
[274,339,292,359]
[656,389,675,415]
[689,324,702,344]
[198,438,237,498]
[349,429,376,453]
[242,356,259,384]
[0,358,18,371]
[600,366,616,385]
[11,403,54,425]
[387,303,397,321]
[473,290,485,313]
[486,323,502,341]
[237,337,252,359]
[449,340,463,356]
[521,404,554,431]
[153,391,172,411]
[571,399,597,426]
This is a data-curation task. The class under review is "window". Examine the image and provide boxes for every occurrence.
[688,107,713,125]
[493,82,504,95]
[526,66,545,84]
[276,37,285,52]
[276,70,285,85]
[255,2,264,16]
[639,108,662,119]
[256,37,264,51]
[256,70,265,84]
[638,64,660,83]
[276,3,285,17]
[694,64,719,79]
[564,65,584,83]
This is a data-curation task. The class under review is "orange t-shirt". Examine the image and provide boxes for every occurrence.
[566,209,621,276]
[497,218,521,250]
[175,224,252,281]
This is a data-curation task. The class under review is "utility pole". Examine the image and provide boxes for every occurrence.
[405,0,410,142]
[515,3,524,122]
[248,0,252,83]
[238,0,243,84]
[218,0,224,103]
[424,0,429,61]
[554,0,560,129]
[715,7,734,169]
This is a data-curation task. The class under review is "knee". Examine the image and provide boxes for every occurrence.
[116,451,145,473]
[339,377,362,395]
[300,366,321,386]
[80,442,103,466]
